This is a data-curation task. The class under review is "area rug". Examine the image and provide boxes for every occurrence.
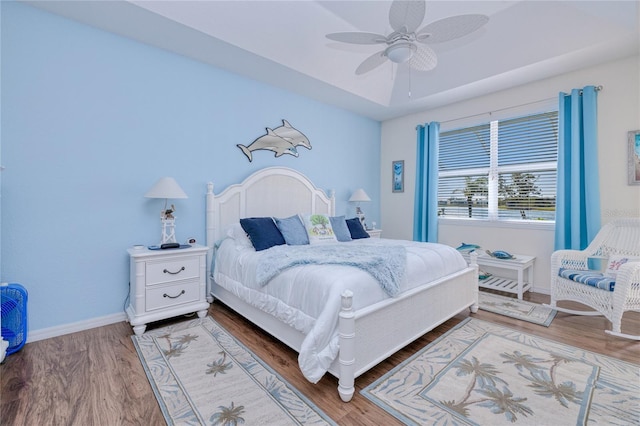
[132,316,336,425]
[478,291,557,326]
[362,318,639,426]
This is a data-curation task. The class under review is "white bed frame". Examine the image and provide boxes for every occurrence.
[205,167,479,402]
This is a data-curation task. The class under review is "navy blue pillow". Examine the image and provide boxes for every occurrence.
[346,217,370,239]
[330,215,352,242]
[240,217,286,251]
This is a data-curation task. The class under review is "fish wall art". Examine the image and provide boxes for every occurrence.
[237,120,312,162]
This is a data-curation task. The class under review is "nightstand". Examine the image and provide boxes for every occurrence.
[366,229,382,238]
[126,244,209,335]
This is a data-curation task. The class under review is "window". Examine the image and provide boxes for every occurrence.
[438,111,558,222]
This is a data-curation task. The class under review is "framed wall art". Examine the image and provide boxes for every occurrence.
[629,130,640,185]
[392,160,404,193]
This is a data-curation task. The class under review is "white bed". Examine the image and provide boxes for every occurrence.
[205,167,479,402]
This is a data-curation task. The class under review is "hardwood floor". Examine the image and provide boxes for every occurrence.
[2,292,638,425]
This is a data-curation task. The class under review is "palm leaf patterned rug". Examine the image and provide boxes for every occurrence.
[132,316,335,425]
[362,318,639,425]
[478,291,557,326]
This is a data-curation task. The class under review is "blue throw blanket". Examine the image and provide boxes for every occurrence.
[256,243,407,297]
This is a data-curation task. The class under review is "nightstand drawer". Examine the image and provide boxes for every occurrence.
[146,257,199,285]
[146,281,199,311]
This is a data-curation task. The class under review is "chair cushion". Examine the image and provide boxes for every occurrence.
[558,268,615,291]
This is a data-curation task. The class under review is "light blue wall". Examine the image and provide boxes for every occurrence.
[1,3,381,332]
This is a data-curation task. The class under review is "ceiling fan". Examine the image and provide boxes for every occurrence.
[326,0,489,75]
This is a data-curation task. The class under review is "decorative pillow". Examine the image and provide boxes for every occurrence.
[274,215,309,245]
[225,223,253,249]
[302,214,337,244]
[604,254,640,278]
[586,256,607,272]
[239,217,285,251]
[329,215,352,242]
[346,217,370,239]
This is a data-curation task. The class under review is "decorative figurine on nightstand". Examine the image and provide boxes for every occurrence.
[486,250,516,260]
[456,243,481,253]
[163,204,176,220]
[478,270,492,280]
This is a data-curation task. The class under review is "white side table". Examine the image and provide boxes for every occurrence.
[366,229,382,238]
[126,244,210,335]
[474,253,535,299]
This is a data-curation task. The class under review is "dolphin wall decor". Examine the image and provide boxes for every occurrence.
[237,120,312,162]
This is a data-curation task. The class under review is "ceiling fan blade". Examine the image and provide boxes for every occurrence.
[416,14,489,44]
[389,0,426,33]
[409,45,437,71]
[356,50,388,75]
[326,32,387,45]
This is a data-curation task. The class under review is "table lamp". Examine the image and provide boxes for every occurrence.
[348,188,371,228]
[145,177,188,244]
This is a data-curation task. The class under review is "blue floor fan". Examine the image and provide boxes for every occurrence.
[1,283,28,357]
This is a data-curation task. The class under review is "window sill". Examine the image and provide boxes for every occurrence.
[438,217,555,231]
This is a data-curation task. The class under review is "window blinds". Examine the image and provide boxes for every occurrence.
[438,111,558,221]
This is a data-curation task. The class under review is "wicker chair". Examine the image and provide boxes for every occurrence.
[547,218,640,340]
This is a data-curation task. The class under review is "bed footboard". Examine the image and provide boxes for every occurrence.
[334,257,478,402]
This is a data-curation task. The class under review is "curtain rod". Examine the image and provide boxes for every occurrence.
[574,85,603,95]
[438,85,603,126]
[439,96,555,125]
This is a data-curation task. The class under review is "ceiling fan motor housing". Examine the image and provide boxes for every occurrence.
[385,42,417,63]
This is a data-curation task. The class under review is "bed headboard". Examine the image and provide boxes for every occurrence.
[206,167,335,251]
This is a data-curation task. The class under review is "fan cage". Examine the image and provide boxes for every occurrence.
[1,283,28,356]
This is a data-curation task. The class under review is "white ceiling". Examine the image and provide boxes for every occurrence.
[27,1,640,121]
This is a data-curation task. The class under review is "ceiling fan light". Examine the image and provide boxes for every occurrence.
[385,43,416,63]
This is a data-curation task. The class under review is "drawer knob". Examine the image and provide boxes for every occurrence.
[163,290,186,299]
[163,266,186,275]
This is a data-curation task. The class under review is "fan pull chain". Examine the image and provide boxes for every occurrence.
[408,66,412,99]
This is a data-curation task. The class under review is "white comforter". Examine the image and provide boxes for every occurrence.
[213,237,467,383]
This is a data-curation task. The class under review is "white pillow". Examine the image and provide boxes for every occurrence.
[302,214,337,244]
[604,254,639,278]
[225,223,253,249]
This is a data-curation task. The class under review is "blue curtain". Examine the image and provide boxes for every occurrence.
[555,86,601,250]
[413,122,440,242]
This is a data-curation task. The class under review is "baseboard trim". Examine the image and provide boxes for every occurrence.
[27,312,127,343]
[531,286,550,295]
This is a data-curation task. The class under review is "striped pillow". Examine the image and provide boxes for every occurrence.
[558,268,615,291]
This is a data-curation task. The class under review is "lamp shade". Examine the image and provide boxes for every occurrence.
[144,177,188,199]
[348,188,371,203]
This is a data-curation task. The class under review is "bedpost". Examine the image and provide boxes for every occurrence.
[338,290,355,402]
[206,182,215,303]
[469,251,479,313]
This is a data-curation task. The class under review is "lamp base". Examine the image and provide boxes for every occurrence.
[160,218,177,244]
